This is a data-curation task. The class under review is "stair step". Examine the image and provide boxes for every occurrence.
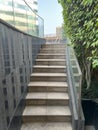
[28,81,68,87]
[42,44,66,47]
[41,47,66,49]
[25,92,69,105]
[36,59,66,65]
[40,49,65,53]
[21,122,72,130]
[36,59,66,61]
[22,106,71,122]
[42,46,66,49]
[33,65,66,73]
[28,82,68,92]
[38,53,66,55]
[30,73,67,82]
[21,43,72,129]
[37,54,65,59]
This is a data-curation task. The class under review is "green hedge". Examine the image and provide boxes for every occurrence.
[58,0,98,97]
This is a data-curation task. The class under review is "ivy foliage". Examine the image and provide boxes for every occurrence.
[58,0,98,92]
[58,0,98,68]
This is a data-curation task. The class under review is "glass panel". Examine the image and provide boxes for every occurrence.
[13,0,27,32]
[0,0,44,37]
[68,44,82,113]
[38,15,44,37]
[0,0,14,25]
[27,7,36,36]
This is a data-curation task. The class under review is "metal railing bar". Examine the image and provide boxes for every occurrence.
[23,0,44,21]
[66,44,78,130]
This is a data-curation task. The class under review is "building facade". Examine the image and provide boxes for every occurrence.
[0,0,44,37]
[27,0,38,13]
[56,26,64,40]
[45,26,65,44]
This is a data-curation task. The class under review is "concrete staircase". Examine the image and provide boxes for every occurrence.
[21,44,72,130]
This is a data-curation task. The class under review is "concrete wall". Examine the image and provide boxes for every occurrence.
[0,19,45,130]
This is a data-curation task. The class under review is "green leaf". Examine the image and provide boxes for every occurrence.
[92,59,98,68]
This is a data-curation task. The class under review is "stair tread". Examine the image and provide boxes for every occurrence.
[22,43,72,128]
[43,43,65,45]
[26,92,69,100]
[34,65,66,68]
[41,47,66,51]
[28,82,68,87]
[31,73,67,76]
[36,59,66,61]
[21,122,72,130]
[23,106,71,116]
[38,54,66,55]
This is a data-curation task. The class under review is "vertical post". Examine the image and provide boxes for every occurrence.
[78,74,82,130]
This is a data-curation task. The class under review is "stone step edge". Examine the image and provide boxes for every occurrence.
[28,82,68,87]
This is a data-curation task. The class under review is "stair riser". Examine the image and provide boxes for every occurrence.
[30,76,67,82]
[33,68,66,73]
[37,55,65,59]
[41,48,65,49]
[42,45,65,47]
[41,46,65,48]
[42,46,65,48]
[22,115,71,123]
[25,99,69,106]
[40,50,65,53]
[28,87,68,92]
[36,61,66,66]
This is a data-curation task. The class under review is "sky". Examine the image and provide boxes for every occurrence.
[38,0,63,35]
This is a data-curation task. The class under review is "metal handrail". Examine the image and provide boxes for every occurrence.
[23,0,44,20]
[70,46,83,128]
[66,39,84,130]
[66,44,78,130]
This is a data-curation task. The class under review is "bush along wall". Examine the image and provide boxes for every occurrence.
[58,0,98,99]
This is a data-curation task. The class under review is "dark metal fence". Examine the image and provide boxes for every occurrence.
[0,19,45,130]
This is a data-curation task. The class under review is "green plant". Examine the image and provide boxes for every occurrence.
[58,0,98,90]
